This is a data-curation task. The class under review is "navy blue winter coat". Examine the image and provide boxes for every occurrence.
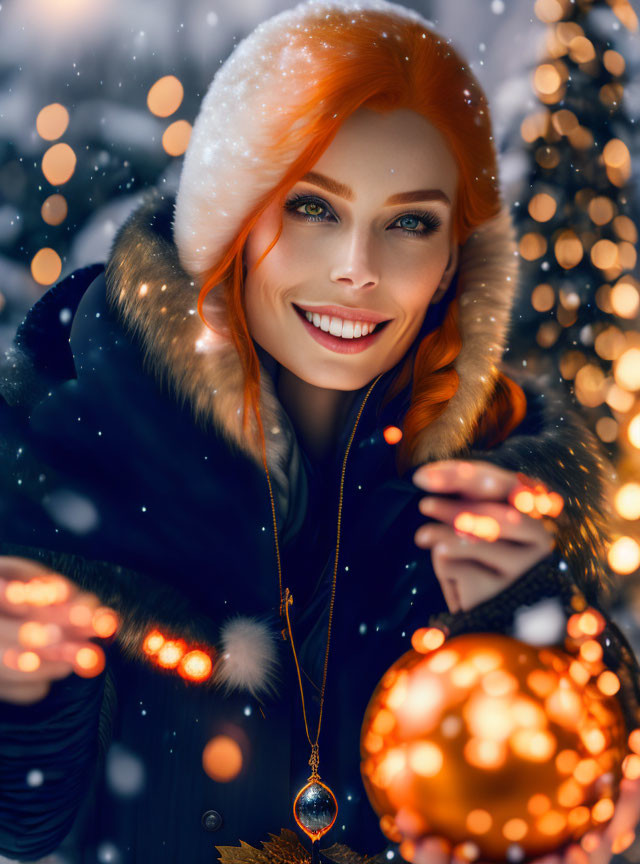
[1,193,638,863]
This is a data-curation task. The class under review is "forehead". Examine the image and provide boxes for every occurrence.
[308,107,459,201]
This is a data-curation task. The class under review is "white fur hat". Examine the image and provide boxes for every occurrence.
[173,0,434,278]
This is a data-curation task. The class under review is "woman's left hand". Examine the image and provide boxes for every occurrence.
[411,460,564,614]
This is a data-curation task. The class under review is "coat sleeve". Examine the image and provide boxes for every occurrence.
[0,662,115,861]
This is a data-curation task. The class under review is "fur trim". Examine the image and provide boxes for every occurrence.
[212,616,282,699]
[173,0,435,277]
[106,193,516,486]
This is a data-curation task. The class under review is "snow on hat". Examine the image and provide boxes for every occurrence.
[173,0,431,278]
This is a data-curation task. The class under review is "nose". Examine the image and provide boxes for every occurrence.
[328,227,379,290]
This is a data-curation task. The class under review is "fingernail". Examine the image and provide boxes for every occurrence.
[415,527,431,546]
[416,470,446,490]
[421,497,436,513]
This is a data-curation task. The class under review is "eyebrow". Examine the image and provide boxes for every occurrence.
[300,171,451,206]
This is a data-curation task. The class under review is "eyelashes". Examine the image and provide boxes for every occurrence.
[284,193,442,238]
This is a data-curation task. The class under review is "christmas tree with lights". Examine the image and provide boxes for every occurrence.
[510,0,640,612]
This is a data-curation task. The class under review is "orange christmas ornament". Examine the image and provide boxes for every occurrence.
[360,633,627,862]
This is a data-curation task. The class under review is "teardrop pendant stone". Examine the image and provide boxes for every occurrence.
[293,779,338,841]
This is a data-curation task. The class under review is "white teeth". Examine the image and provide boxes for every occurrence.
[329,317,343,337]
[342,320,354,339]
[300,307,381,339]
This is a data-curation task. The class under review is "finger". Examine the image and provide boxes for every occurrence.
[412,460,532,500]
[0,647,75,683]
[0,640,105,681]
[430,549,509,612]
[563,843,589,864]
[415,523,555,578]
[0,679,52,705]
[418,497,556,548]
[0,585,119,639]
[0,569,73,609]
[407,836,452,864]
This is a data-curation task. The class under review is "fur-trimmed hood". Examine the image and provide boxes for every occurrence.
[106,191,517,485]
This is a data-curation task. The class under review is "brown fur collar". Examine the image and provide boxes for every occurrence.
[105,191,518,480]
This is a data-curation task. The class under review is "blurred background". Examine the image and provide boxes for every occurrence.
[1,1,640,862]
[1,4,639,611]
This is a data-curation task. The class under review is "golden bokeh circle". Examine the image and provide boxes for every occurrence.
[529,193,557,223]
[603,50,625,77]
[531,284,555,312]
[534,64,562,95]
[31,248,62,286]
[554,231,583,270]
[147,75,184,118]
[588,197,615,226]
[603,139,630,169]
[36,103,69,141]
[41,194,68,226]
[591,240,618,271]
[520,233,547,261]
[162,119,192,156]
[41,143,76,186]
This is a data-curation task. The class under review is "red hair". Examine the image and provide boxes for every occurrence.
[197,8,526,473]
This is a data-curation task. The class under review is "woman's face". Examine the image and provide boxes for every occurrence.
[243,107,460,392]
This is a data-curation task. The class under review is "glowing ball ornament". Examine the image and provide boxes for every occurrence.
[360,632,627,862]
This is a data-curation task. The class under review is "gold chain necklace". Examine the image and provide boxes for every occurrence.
[262,372,383,862]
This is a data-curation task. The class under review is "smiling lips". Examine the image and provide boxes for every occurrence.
[293,303,390,355]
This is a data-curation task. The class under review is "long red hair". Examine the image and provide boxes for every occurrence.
[196,8,526,473]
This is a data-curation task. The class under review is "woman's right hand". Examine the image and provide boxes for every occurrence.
[0,556,119,706]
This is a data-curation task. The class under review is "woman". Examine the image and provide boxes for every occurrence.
[1,1,639,862]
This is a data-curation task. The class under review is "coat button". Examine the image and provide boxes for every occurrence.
[202,810,223,832]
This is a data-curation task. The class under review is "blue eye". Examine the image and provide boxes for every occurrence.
[284,194,442,237]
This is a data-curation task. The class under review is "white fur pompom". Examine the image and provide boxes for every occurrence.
[212,615,281,698]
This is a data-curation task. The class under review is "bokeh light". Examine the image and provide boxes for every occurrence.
[36,103,69,141]
[611,280,639,318]
[529,193,557,222]
[384,426,403,445]
[588,197,614,226]
[520,233,547,261]
[532,284,555,312]
[590,240,618,271]
[162,120,192,156]
[596,417,618,443]
[534,64,562,95]
[615,349,640,391]
[41,194,68,226]
[608,537,640,575]
[31,248,62,285]
[628,414,640,448]
[569,36,595,63]
[178,650,213,682]
[603,50,625,76]
[202,735,243,781]
[147,75,184,118]
[603,141,630,169]
[614,484,640,521]
[555,232,583,269]
[41,142,76,185]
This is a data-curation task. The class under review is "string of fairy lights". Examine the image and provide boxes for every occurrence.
[516,0,640,581]
[30,74,192,287]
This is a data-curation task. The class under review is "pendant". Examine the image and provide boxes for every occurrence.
[293,778,338,842]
